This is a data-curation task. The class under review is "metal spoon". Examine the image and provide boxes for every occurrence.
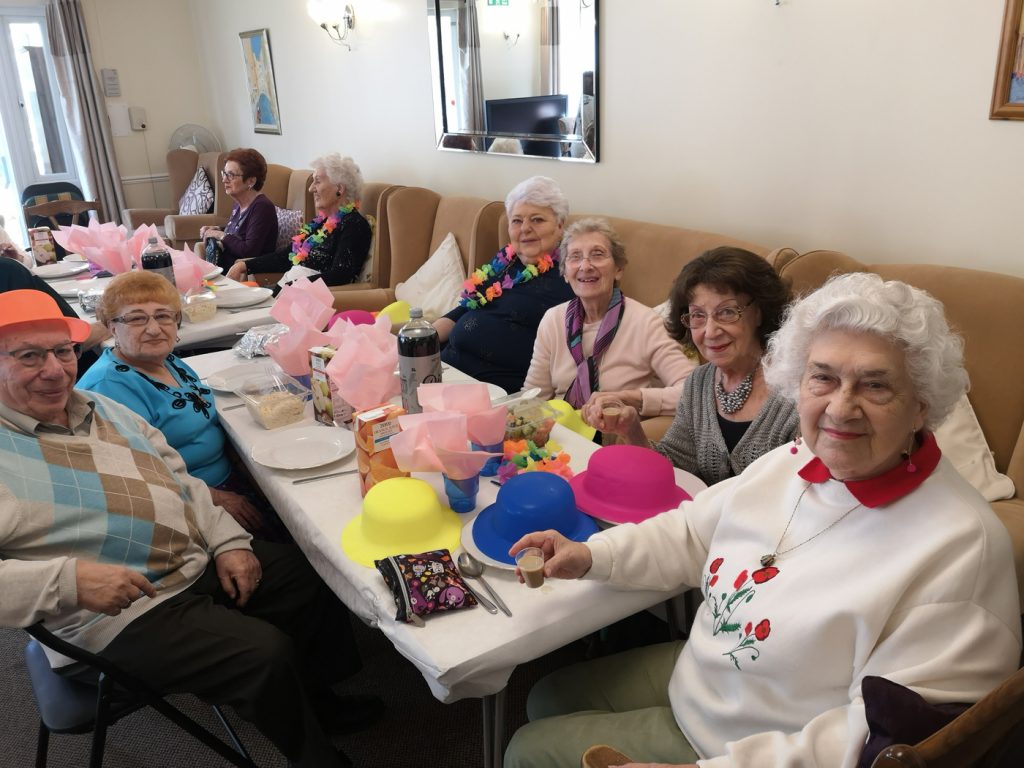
[457,552,512,616]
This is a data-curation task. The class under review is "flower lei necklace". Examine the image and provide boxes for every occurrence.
[288,201,358,266]
[458,245,557,309]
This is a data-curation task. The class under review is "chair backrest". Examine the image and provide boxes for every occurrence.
[358,182,403,287]
[166,149,200,213]
[21,182,87,229]
[197,151,230,219]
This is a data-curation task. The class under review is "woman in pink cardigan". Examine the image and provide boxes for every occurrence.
[523,218,696,420]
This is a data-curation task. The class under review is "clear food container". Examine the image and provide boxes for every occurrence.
[505,398,558,447]
[234,374,309,430]
[182,292,218,323]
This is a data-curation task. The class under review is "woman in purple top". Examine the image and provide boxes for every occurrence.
[199,147,278,270]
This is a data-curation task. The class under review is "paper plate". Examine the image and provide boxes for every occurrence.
[34,262,90,279]
[460,519,516,571]
[215,286,272,309]
[206,363,268,392]
[51,275,112,297]
[250,425,354,470]
[63,253,88,262]
[202,265,223,280]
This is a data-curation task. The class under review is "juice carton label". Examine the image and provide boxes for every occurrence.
[354,404,409,496]
[309,346,354,428]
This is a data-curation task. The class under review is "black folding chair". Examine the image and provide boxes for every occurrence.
[23,622,256,768]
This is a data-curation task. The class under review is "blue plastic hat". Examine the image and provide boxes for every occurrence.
[471,472,598,565]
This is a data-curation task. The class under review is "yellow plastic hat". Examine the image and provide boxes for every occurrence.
[547,399,597,441]
[377,299,411,327]
[341,477,463,567]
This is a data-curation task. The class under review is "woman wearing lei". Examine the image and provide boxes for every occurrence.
[433,176,575,392]
[227,153,372,288]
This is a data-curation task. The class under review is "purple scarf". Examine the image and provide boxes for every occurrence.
[564,288,625,408]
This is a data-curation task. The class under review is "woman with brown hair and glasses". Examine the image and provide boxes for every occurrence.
[198,147,278,270]
[586,247,798,486]
[78,271,276,535]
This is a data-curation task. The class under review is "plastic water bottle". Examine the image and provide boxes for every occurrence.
[397,308,442,414]
[140,236,176,288]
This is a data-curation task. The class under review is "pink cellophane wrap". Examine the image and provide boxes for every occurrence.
[323,315,400,411]
[270,277,335,331]
[265,324,331,377]
[171,249,206,293]
[390,413,498,480]
[418,382,507,446]
[50,222,170,276]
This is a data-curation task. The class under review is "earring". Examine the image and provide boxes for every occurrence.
[902,432,918,473]
[790,433,802,455]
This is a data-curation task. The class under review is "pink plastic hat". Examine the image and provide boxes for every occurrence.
[570,444,691,524]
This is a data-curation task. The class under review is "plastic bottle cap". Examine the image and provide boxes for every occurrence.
[409,307,423,319]
[148,236,158,245]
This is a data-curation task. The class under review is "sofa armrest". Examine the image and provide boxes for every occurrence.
[123,207,173,229]
[164,213,228,246]
[640,415,674,443]
[992,497,1024,614]
[329,288,396,313]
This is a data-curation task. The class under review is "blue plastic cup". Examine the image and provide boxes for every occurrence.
[443,473,480,513]
[471,441,504,477]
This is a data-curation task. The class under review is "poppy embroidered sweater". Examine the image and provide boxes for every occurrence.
[585,440,1021,768]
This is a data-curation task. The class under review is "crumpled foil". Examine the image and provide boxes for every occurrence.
[233,323,289,358]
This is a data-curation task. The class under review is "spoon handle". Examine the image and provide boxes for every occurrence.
[463,581,498,614]
[476,574,512,616]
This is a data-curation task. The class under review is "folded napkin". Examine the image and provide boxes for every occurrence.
[390,412,498,480]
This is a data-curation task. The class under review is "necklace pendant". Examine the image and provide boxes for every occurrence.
[760,553,776,567]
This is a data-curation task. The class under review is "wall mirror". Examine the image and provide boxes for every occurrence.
[427,0,599,162]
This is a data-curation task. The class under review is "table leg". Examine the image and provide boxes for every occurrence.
[481,688,508,768]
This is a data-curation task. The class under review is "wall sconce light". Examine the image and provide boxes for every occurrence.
[307,0,356,49]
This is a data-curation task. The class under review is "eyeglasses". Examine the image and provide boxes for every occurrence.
[679,303,752,330]
[0,343,81,369]
[564,251,613,267]
[110,311,181,328]
[220,170,243,180]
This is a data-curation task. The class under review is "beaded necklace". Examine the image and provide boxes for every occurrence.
[457,245,557,310]
[288,202,357,266]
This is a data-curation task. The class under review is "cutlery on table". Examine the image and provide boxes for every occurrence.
[291,468,360,485]
[457,552,512,616]
[460,580,498,614]
[491,387,540,407]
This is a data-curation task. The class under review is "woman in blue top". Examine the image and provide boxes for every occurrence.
[433,176,574,392]
[78,271,266,533]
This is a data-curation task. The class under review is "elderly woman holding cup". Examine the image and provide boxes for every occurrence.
[505,272,1021,768]
[588,247,797,485]
[523,218,695,425]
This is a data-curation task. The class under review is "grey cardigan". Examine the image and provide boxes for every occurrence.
[653,363,799,486]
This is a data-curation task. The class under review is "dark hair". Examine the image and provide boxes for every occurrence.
[665,246,791,349]
[225,148,268,190]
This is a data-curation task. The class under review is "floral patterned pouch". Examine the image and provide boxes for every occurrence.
[375,549,477,626]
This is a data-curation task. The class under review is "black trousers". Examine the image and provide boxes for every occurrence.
[67,541,359,766]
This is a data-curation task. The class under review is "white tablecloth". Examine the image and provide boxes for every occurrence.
[187,349,706,703]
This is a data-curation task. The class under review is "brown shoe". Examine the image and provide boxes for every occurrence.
[581,744,633,768]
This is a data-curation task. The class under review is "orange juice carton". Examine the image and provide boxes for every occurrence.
[354,403,409,496]
[310,346,354,428]
[28,228,56,265]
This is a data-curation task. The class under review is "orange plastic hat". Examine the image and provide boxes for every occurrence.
[0,289,90,342]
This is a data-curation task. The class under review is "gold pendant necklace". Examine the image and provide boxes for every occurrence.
[760,484,862,567]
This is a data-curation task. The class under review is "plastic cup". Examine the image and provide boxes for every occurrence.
[600,401,625,432]
[471,441,504,477]
[515,546,545,588]
[442,473,480,513]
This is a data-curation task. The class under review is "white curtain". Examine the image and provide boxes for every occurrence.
[457,0,485,133]
[540,0,560,94]
[46,0,125,223]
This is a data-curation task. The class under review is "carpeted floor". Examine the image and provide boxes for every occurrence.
[1,611,644,768]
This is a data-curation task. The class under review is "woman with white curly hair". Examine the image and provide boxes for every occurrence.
[227,153,371,287]
[504,272,1021,768]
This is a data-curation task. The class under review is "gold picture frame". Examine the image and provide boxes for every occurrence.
[991,0,1024,119]
[239,28,282,134]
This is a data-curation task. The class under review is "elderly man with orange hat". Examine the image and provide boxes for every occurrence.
[0,289,379,768]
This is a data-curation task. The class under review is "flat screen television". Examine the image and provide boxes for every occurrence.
[484,94,568,158]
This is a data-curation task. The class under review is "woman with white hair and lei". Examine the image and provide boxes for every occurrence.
[227,153,371,287]
[504,272,1021,768]
[434,175,574,392]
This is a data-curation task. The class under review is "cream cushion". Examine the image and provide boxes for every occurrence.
[394,232,465,322]
[935,394,1016,502]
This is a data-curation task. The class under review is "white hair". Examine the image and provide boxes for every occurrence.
[763,272,967,430]
[504,176,569,223]
[311,153,363,206]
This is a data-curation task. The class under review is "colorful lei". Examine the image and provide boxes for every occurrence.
[288,202,358,266]
[457,245,558,310]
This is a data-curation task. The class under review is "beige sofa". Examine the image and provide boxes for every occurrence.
[769,249,1024,611]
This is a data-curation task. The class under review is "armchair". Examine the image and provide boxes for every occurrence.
[163,151,229,248]
[121,148,199,234]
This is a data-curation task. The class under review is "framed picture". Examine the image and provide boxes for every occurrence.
[239,28,282,134]
[991,0,1024,119]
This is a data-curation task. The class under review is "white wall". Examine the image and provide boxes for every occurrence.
[145,0,1022,276]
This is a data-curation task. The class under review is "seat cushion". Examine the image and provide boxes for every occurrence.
[178,168,214,216]
[394,231,465,321]
[275,207,304,250]
[24,639,99,733]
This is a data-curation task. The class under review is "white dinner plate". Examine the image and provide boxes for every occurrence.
[34,261,90,279]
[51,275,112,297]
[215,286,273,309]
[63,253,87,262]
[388,382,506,408]
[203,265,223,280]
[206,363,271,392]
[250,425,355,470]
[461,518,516,571]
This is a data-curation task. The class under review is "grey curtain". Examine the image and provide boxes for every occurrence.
[46,0,125,224]
[540,0,560,94]
[457,0,484,132]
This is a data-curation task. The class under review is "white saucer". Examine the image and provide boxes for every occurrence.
[215,286,272,309]
[250,425,355,470]
[202,265,223,280]
[34,262,90,279]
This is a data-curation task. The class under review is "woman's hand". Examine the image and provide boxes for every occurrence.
[201,227,224,241]
[509,530,593,581]
[225,261,248,281]
[210,487,263,532]
[582,395,648,444]
[433,317,455,344]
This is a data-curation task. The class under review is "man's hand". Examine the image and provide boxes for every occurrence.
[509,530,593,582]
[215,549,262,608]
[76,561,157,616]
[210,487,263,531]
